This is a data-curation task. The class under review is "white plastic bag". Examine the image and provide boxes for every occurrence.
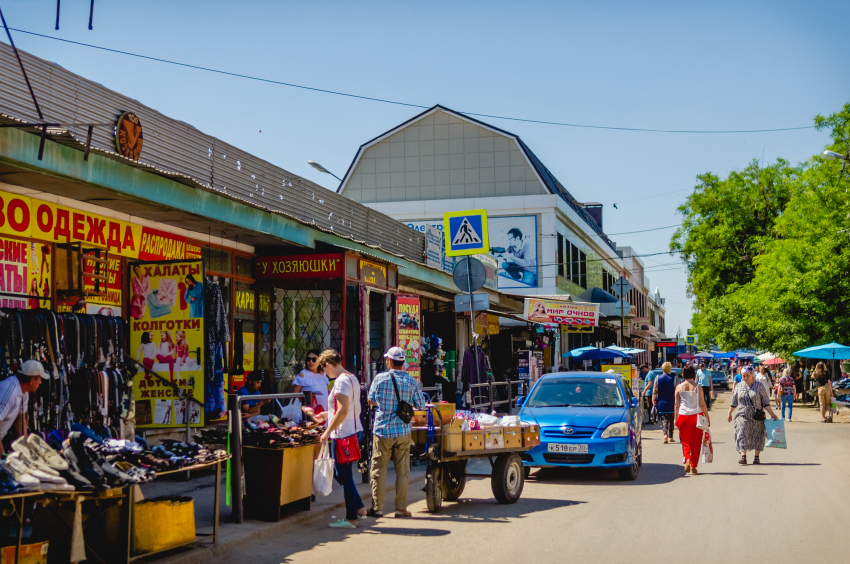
[312,443,334,497]
[279,398,303,423]
[696,413,710,432]
[700,430,713,463]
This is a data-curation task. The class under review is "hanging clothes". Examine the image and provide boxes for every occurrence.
[204,282,229,415]
[460,346,493,389]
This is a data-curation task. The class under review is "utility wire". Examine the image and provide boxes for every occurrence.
[4,28,816,135]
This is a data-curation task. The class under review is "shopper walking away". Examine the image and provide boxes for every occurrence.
[643,368,658,423]
[813,362,836,423]
[696,363,713,408]
[653,362,676,443]
[792,363,804,402]
[675,366,710,474]
[367,346,426,518]
[773,378,782,411]
[319,349,367,528]
[778,368,795,421]
[727,366,778,465]
[755,366,772,399]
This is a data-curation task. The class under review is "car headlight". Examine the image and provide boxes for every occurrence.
[601,422,629,439]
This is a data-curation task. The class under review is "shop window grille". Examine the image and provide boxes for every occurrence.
[273,285,342,390]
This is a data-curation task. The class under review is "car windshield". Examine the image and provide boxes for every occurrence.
[708,371,725,378]
[525,378,624,408]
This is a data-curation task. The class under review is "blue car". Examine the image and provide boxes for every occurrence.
[517,372,643,481]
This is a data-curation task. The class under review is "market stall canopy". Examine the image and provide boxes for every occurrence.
[713,352,736,358]
[694,352,715,359]
[763,357,785,365]
[607,344,646,355]
[757,352,777,361]
[732,350,757,358]
[793,342,850,360]
[678,353,697,360]
[565,347,631,361]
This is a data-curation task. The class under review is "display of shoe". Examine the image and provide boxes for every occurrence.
[26,434,69,471]
[7,452,68,485]
[11,438,61,476]
[0,460,40,491]
[66,433,108,489]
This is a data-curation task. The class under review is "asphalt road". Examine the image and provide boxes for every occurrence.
[209,391,849,564]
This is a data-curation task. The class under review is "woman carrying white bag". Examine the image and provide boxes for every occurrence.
[674,366,711,474]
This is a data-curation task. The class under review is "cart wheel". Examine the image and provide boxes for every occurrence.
[491,453,524,504]
[441,461,467,501]
[425,464,442,513]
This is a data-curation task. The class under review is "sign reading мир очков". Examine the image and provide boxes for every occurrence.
[254,254,343,280]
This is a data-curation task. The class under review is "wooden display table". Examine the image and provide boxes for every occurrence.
[242,445,314,522]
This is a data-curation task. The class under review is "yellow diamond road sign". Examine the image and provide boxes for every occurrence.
[443,209,489,257]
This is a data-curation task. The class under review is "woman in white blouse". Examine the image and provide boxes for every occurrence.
[292,349,330,414]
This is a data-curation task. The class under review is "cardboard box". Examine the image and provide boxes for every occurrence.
[503,428,523,449]
[484,430,504,450]
[0,542,48,564]
[462,431,484,451]
[441,419,464,453]
[521,425,541,448]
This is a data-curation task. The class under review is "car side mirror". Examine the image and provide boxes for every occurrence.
[516,396,525,407]
[630,397,638,408]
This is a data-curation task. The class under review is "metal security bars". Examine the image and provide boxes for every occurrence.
[273,283,343,390]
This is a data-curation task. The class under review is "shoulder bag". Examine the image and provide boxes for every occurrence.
[390,371,414,424]
[334,374,362,464]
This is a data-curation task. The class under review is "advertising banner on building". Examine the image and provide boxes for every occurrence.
[425,224,443,270]
[524,298,599,326]
[489,215,538,289]
[396,295,421,381]
[129,260,205,428]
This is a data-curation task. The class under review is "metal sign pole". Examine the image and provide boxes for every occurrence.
[467,263,479,397]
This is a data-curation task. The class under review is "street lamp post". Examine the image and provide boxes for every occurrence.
[308,160,343,182]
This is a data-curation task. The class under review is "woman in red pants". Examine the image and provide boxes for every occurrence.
[675,365,710,474]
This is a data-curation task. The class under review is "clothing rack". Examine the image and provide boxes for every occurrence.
[0,307,132,438]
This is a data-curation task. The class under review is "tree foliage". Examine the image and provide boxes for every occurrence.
[671,101,850,357]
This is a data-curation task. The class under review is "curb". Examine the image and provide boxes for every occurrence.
[152,472,427,564]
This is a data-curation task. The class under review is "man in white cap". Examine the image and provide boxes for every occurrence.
[0,360,45,454]
[366,346,426,518]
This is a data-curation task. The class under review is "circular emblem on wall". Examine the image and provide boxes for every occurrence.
[115,111,143,160]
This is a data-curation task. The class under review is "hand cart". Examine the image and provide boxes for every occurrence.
[411,405,540,513]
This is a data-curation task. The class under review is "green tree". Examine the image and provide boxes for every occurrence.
[671,101,850,355]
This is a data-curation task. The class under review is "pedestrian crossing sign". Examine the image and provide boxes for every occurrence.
[443,209,489,257]
[686,335,697,345]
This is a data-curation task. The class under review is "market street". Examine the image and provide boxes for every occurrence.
[205,392,850,564]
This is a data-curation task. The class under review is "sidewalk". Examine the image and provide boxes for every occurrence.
[138,460,427,564]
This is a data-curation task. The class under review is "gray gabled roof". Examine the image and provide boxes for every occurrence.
[338,105,616,252]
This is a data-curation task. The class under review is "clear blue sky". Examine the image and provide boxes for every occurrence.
[3,0,848,338]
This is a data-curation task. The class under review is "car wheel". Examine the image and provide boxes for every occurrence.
[636,442,643,467]
[618,460,639,481]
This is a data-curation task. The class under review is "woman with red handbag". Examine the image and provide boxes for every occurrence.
[319,349,367,528]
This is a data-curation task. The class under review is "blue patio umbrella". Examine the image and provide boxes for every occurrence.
[713,352,736,358]
[562,346,596,357]
[792,342,850,360]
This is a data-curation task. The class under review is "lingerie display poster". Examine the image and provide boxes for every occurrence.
[128,259,205,428]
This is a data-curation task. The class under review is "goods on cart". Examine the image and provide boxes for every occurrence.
[241,417,323,449]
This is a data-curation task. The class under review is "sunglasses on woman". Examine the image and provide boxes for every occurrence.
[307,356,319,363]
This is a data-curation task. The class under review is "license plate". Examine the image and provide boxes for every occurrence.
[547,443,588,453]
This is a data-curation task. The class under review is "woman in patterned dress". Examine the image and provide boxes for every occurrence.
[727,366,779,465]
